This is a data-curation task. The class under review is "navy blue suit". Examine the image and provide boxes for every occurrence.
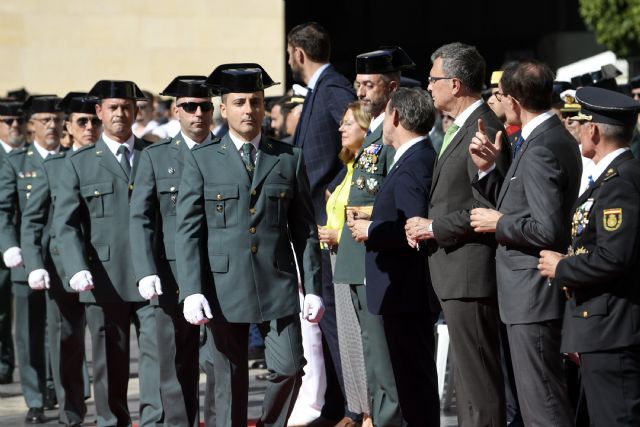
[293,65,356,224]
[364,138,440,426]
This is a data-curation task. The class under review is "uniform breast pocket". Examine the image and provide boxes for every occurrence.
[265,185,293,226]
[80,182,114,218]
[204,184,239,228]
[157,178,180,216]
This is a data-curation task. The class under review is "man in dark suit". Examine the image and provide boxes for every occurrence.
[175,64,324,427]
[20,92,100,427]
[468,61,580,426]
[349,87,439,426]
[130,76,216,427]
[53,81,163,427]
[405,42,510,427]
[539,86,640,427]
[287,22,356,425]
[0,95,63,423]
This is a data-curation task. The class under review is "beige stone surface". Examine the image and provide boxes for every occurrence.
[0,0,285,97]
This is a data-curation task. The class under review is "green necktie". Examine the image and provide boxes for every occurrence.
[439,123,460,158]
[117,144,131,178]
[241,143,255,180]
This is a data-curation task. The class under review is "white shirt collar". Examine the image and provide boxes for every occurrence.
[453,99,484,128]
[102,132,135,158]
[520,111,555,140]
[32,141,60,159]
[307,63,330,91]
[181,131,212,150]
[392,135,427,165]
[589,147,630,183]
[0,139,23,153]
[369,112,385,133]
[228,131,261,153]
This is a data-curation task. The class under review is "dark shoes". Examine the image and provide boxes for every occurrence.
[44,387,57,409]
[0,371,11,384]
[25,407,45,424]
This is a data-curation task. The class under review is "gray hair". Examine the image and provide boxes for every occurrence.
[430,42,486,93]
[388,87,435,135]
[596,122,633,145]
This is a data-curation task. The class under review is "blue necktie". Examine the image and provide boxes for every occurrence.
[513,136,525,158]
[587,175,594,188]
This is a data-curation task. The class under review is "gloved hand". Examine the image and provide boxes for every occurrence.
[183,293,213,325]
[138,275,163,300]
[28,269,50,290]
[69,270,94,292]
[302,294,325,323]
[3,246,23,268]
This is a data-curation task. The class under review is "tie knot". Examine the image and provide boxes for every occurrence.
[446,123,460,136]
[117,144,128,156]
[241,142,254,156]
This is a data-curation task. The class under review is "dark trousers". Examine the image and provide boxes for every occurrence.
[207,315,305,427]
[506,321,573,427]
[200,326,216,427]
[14,285,47,408]
[85,302,162,427]
[155,304,200,427]
[440,298,505,427]
[0,265,14,378]
[580,346,640,427]
[351,285,402,427]
[47,291,87,425]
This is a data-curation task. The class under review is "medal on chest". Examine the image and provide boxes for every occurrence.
[356,143,382,174]
[571,198,594,238]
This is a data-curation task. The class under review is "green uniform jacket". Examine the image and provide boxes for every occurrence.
[0,145,47,288]
[20,151,74,295]
[53,137,150,303]
[175,133,322,323]
[129,133,215,306]
[332,125,395,285]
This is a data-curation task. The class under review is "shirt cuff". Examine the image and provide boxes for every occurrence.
[477,163,496,180]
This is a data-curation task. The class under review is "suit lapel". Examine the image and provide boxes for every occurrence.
[380,138,427,192]
[131,137,146,181]
[251,135,280,192]
[96,138,128,182]
[217,133,251,186]
[573,150,633,210]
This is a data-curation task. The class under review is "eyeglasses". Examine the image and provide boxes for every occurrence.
[493,91,506,102]
[75,117,102,128]
[427,76,454,84]
[0,117,25,126]
[33,117,63,125]
[177,102,214,113]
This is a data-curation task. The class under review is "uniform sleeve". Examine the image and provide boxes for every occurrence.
[20,163,52,273]
[0,157,20,250]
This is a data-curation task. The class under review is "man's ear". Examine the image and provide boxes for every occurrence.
[392,108,400,127]
[219,101,228,120]
[296,47,305,65]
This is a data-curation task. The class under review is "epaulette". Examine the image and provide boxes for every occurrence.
[6,146,27,157]
[146,137,173,151]
[68,142,96,157]
[43,151,66,162]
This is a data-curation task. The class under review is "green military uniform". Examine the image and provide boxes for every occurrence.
[0,145,48,409]
[176,131,322,426]
[53,135,162,427]
[332,124,402,426]
[0,141,15,384]
[21,149,88,426]
[130,133,206,427]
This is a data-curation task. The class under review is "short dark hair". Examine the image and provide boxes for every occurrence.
[388,87,436,135]
[501,60,554,112]
[431,42,486,93]
[287,22,331,63]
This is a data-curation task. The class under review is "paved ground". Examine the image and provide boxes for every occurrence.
[0,326,459,426]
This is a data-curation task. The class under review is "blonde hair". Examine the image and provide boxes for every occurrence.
[338,101,371,164]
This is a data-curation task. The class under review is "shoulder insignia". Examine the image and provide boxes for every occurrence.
[603,208,622,231]
[575,246,589,255]
[603,168,617,181]
[175,139,181,145]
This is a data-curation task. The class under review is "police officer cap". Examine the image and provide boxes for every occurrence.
[87,80,147,100]
[57,92,98,115]
[575,86,640,127]
[23,95,61,116]
[205,64,279,94]
[356,46,415,74]
[6,88,29,102]
[160,75,215,98]
[0,98,24,116]
[629,75,640,89]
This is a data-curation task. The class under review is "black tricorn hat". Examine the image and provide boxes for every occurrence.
[6,88,29,102]
[205,63,279,94]
[575,86,640,127]
[87,80,147,100]
[160,75,215,98]
[57,92,99,115]
[23,95,61,116]
[0,98,25,116]
[629,75,640,89]
[356,46,415,74]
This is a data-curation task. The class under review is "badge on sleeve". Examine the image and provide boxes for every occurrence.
[603,208,622,231]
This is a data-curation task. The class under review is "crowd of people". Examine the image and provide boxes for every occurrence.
[0,20,639,427]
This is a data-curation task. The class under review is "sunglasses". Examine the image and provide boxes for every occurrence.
[1,117,25,126]
[75,117,102,128]
[177,101,213,113]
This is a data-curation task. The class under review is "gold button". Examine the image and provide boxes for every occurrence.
[251,245,258,254]
[280,191,285,198]
[170,186,176,192]
[249,227,256,234]
[216,194,222,200]
[26,184,32,190]
[128,184,134,190]
[251,190,256,196]
[94,190,100,196]
[176,289,179,295]
[582,311,588,318]
[249,208,256,215]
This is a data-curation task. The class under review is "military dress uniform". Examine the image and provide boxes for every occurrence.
[554,87,640,426]
[52,81,162,427]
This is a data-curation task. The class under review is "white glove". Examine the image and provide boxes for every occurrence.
[302,294,325,323]
[28,269,50,290]
[69,270,94,292]
[138,275,163,300]
[183,293,213,325]
[3,246,23,268]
